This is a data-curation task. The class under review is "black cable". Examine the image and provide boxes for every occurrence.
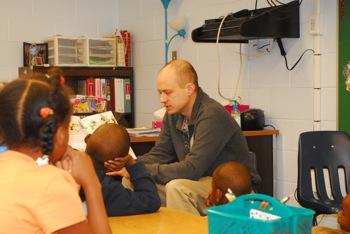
[266,0,296,16]
[299,0,303,5]
[276,38,286,56]
[264,124,276,130]
[294,188,298,203]
[273,0,285,4]
[283,49,315,71]
[270,0,278,5]
[276,38,315,71]
[252,0,299,20]
[266,0,275,6]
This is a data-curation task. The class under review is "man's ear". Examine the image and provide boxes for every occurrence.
[84,134,91,143]
[185,83,195,95]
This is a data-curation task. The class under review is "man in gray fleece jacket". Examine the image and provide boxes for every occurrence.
[138,60,260,215]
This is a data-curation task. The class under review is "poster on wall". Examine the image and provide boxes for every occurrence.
[339,0,350,133]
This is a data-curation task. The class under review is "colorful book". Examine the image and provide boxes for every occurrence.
[86,78,95,96]
[100,79,107,99]
[124,79,131,113]
[77,80,86,95]
[120,31,131,66]
[94,78,101,98]
[116,32,126,66]
[79,111,117,134]
[114,78,124,113]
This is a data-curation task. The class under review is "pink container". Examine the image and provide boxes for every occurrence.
[224,104,250,113]
[238,104,250,112]
[152,120,163,129]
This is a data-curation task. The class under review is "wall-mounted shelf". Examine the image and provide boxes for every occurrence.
[192,0,299,43]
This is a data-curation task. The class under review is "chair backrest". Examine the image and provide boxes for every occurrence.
[297,131,350,215]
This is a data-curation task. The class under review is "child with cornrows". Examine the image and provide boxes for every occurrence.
[0,71,111,234]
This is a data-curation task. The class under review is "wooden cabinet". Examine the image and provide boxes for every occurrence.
[18,66,134,127]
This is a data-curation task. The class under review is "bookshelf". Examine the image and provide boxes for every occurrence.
[18,66,134,127]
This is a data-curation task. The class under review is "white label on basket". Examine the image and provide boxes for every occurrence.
[249,209,281,221]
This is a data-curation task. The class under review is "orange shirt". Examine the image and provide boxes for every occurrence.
[0,150,86,234]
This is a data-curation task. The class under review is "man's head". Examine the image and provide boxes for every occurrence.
[157,60,198,118]
[85,123,130,163]
[207,161,252,207]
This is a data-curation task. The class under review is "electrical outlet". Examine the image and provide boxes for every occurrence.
[251,39,275,54]
[309,15,321,35]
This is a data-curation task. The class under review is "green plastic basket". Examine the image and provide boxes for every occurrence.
[207,193,314,234]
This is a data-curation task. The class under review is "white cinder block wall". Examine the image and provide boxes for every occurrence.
[0,0,118,82]
[117,0,337,204]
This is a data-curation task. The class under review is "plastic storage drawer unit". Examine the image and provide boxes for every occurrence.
[88,38,116,66]
[45,36,87,66]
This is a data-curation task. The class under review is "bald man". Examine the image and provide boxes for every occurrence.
[111,60,260,215]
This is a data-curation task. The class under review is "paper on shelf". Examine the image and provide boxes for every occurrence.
[129,147,136,159]
[127,127,161,137]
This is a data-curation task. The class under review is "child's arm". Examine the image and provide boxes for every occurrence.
[102,158,161,216]
[59,147,111,234]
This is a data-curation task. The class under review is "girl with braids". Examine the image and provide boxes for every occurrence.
[0,72,111,234]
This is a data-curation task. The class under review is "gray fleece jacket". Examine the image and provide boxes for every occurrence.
[138,88,260,185]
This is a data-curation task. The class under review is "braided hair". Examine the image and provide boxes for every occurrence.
[0,70,72,156]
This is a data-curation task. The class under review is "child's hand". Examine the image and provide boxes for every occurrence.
[55,156,73,173]
[106,167,130,179]
[205,193,215,207]
[55,157,73,173]
[63,146,99,188]
[104,155,135,172]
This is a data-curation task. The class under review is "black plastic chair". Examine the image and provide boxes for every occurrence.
[297,131,350,224]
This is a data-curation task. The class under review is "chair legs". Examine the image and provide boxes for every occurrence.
[313,214,318,226]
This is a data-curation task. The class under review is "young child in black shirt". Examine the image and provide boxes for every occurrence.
[84,123,161,216]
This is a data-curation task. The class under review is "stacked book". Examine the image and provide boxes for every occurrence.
[76,77,131,114]
[114,78,131,113]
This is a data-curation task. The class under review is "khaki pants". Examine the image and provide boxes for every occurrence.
[122,176,212,216]
[156,177,212,216]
